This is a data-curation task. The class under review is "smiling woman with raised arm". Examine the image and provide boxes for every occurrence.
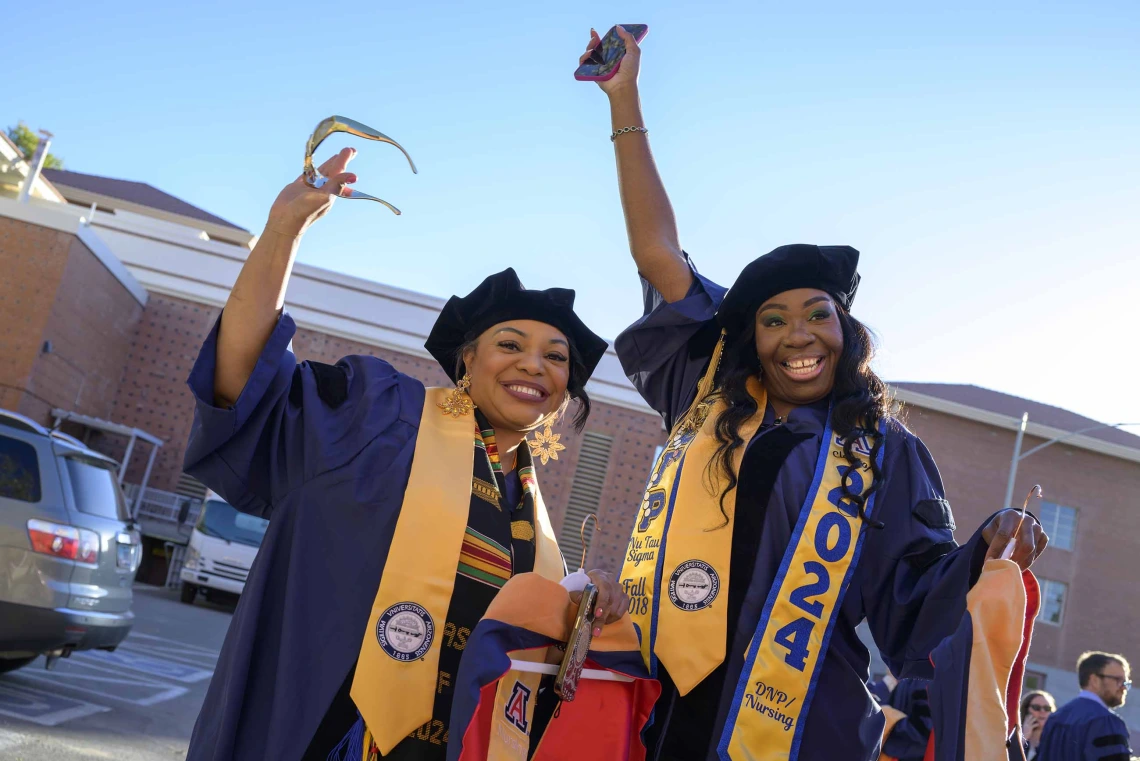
[580,26,1049,761]
[180,148,627,761]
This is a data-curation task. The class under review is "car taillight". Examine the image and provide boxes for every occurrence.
[27,519,100,564]
[116,531,141,572]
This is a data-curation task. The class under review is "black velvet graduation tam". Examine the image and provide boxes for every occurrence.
[425,268,608,384]
[717,244,861,337]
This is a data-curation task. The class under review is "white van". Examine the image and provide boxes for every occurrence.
[179,492,268,605]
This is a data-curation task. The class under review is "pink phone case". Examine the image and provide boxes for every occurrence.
[574,24,649,82]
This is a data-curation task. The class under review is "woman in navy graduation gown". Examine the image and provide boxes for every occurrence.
[580,27,1049,761]
[181,149,628,761]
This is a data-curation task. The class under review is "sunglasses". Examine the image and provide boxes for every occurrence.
[1028,704,1053,713]
[1097,674,1133,689]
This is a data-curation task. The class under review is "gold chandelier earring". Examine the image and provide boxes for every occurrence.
[439,373,474,417]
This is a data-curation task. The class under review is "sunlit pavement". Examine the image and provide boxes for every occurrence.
[0,584,233,760]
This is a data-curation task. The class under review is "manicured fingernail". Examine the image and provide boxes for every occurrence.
[597,607,604,616]
[594,627,602,636]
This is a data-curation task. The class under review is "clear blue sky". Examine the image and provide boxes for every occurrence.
[9,0,1140,431]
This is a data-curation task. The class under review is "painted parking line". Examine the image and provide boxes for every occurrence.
[16,657,189,707]
[0,630,219,727]
[115,641,217,669]
[129,631,220,657]
[74,648,214,683]
[0,680,109,726]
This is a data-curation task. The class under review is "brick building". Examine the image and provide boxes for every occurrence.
[1,161,1136,734]
[0,162,663,578]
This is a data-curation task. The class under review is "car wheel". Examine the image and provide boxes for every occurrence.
[180,582,197,604]
[0,656,36,674]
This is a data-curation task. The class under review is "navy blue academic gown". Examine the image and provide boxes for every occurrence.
[882,679,933,761]
[867,679,894,705]
[613,261,994,761]
[181,313,439,761]
[1037,694,1134,761]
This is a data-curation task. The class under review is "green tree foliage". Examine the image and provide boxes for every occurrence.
[6,122,63,170]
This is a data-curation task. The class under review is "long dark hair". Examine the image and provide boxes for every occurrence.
[706,306,893,525]
[456,337,593,432]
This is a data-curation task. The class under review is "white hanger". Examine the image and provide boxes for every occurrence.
[559,513,600,594]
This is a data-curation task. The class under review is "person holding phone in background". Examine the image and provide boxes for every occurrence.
[579,26,1048,761]
[1020,690,1056,760]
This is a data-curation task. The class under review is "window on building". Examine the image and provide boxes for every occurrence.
[1024,670,1048,691]
[559,432,615,570]
[0,435,41,503]
[1038,579,1067,626]
[1038,502,1077,551]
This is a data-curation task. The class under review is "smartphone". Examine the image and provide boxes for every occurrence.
[554,583,599,701]
[574,24,649,82]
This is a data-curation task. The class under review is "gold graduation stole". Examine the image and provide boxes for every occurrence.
[620,375,767,694]
[350,387,565,756]
[619,337,885,760]
[620,335,762,693]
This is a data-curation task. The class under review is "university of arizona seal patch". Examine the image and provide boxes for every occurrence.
[668,560,720,611]
[376,602,434,661]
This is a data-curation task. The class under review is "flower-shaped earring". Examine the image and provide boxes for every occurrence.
[529,424,566,465]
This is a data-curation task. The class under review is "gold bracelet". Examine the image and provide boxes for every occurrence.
[610,126,648,142]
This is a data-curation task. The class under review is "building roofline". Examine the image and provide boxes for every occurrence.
[45,179,254,247]
[0,195,148,305]
[6,181,1135,448]
[892,387,1140,465]
[42,168,248,228]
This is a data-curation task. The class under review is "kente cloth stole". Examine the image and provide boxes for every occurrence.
[348,389,565,757]
[618,335,886,761]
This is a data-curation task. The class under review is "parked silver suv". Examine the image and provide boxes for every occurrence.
[0,409,141,673]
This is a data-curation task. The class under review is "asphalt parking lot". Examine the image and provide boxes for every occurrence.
[0,584,233,760]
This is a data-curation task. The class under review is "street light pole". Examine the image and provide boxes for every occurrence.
[1004,414,1140,510]
[1004,413,1029,511]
